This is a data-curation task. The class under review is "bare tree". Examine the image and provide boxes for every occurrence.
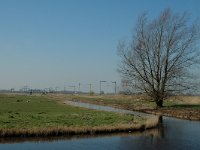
[118,9,200,108]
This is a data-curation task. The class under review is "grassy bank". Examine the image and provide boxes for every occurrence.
[60,94,200,121]
[0,94,158,137]
[51,94,155,110]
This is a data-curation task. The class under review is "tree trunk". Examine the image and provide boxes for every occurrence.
[156,100,163,108]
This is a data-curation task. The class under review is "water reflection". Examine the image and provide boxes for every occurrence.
[117,117,200,150]
[0,125,163,144]
[158,116,165,138]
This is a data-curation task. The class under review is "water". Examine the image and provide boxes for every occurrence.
[64,100,154,118]
[0,102,200,150]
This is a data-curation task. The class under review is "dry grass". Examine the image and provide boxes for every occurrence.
[169,96,200,105]
[144,116,160,128]
[0,116,159,137]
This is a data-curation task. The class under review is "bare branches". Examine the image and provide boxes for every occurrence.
[118,9,200,107]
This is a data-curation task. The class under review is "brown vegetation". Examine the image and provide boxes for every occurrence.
[0,117,159,137]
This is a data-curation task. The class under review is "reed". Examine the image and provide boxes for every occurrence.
[0,116,159,137]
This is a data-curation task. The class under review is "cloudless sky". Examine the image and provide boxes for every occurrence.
[0,0,199,92]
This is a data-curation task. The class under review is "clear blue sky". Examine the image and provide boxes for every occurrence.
[0,0,199,92]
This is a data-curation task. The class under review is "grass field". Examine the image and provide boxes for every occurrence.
[63,94,200,110]
[0,94,159,137]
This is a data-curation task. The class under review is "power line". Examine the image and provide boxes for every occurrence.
[112,81,117,94]
[78,83,81,93]
[88,83,92,93]
[100,81,107,95]
[69,86,76,94]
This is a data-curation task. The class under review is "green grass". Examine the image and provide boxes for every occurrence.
[69,95,156,109]
[68,95,200,110]
[161,99,200,109]
[166,104,200,109]
[0,94,144,129]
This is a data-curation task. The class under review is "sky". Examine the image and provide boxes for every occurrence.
[0,0,199,92]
